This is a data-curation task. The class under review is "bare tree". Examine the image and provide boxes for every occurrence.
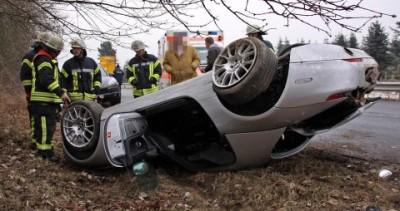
[1,0,396,40]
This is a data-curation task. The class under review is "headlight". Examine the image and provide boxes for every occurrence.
[104,112,147,167]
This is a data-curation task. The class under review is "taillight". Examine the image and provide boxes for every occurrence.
[365,67,380,84]
[326,92,347,101]
[342,58,363,63]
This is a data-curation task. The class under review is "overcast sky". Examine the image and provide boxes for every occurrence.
[57,0,400,67]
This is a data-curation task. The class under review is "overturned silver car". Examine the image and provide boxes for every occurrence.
[61,37,379,171]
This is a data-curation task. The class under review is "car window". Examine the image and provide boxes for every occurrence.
[100,67,110,77]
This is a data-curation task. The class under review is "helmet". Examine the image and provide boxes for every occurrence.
[31,32,50,49]
[246,25,266,35]
[42,33,64,51]
[70,38,86,49]
[34,31,50,43]
[131,40,147,51]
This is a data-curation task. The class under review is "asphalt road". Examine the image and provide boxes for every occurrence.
[311,100,400,163]
[121,89,400,163]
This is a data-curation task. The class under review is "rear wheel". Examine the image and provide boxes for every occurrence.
[62,101,103,157]
[212,37,278,105]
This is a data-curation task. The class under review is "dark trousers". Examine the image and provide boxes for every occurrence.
[30,103,58,151]
[26,103,35,145]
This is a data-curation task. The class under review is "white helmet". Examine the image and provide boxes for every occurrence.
[34,31,50,43]
[131,40,147,51]
[43,33,64,51]
[246,25,266,35]
[70,38,87,49]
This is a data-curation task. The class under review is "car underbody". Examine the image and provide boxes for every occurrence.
[61,38,379,171]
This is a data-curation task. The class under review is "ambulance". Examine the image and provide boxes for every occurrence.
[157,30,224,88]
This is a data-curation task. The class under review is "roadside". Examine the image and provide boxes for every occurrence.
[311,100,400,164]
[1,91,399,210]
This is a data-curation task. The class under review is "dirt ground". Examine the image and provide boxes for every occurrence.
[1,93,399,211]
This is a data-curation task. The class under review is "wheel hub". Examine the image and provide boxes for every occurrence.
[226,55,242,72]
[212,39,257,88]
[71,120,85,136]
[62,105,95,148]
[71,125,83,136]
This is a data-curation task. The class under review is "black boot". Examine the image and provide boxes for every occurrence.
[30,142,36,150]
[37,150,59,163]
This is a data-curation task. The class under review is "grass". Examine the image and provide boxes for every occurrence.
[0,90,399,210]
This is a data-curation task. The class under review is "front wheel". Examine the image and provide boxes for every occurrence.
[61,101,103,158]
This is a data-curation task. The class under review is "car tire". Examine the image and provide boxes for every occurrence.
[212,37,278,105]
[61,101,103,153]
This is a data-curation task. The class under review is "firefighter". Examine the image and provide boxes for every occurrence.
[61,38,101,102]
[20,32,49,148]
[246,25,274,51]
[30,33,70,161]
[113,64,124,87]
[126,40,161,98]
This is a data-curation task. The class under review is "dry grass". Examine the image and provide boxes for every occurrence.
[0,92,399,210]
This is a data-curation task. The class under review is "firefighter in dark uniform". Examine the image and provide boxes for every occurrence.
[246,25,275,52]
[20,32,49,148]
[30,33,70,161]
[126,40,161,98]
[60,39,101,102]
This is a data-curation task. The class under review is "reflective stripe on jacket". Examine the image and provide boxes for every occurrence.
[61,56,101,101]
[126,53,161,97]
[69,92,96,101]
[20,49,36,94]
[31,50,63,104]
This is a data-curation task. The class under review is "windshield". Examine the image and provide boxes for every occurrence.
[100,67,110,77]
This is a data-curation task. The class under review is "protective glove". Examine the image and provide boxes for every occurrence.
[61,92,71,105]
[131,79,138,87]
[149,77,157,84]
[93,87,101,95]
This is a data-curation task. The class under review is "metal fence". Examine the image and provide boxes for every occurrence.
[367,82,400,100]
[374,82,400,91]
